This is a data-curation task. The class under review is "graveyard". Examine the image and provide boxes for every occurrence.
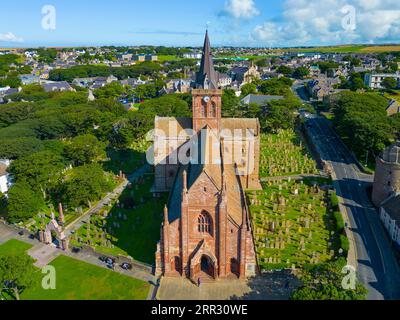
[248,177,345,271]
[69,173,167,264]
[259,129,318,178]
[0,239,149,300]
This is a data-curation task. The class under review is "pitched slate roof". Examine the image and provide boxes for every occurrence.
[166,126,247,226]
[241,94,284,106]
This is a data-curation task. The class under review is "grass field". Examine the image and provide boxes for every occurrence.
[22,255,150,300]
[248,178,343,271]
[0,238,33,256]
[0,239,150,300]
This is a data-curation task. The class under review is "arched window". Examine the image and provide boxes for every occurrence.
[198,211,212,234]
[201,101,207,118]
[211,103,217,117]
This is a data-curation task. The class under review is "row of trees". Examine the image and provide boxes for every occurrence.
[331,92,399,164]
[49,62,162,82]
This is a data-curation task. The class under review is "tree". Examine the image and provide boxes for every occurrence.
[9,150,65,192]
[276,65,293,76]
[291,258,367,300]
[7,182,45,222]
[93,82,126,99]
[64,134,106,166]
[60,164,113,208]
[222,89,241,117]
[331,92,393,162]
[262,103,296,133]
[293,66,310,79]
[382,77,398,90]
[259,78,292,96]
[134,83,160,101]
[0,254,36,300]
[0,102,36,128]
[240,83,257,97]
[0,137,44,159]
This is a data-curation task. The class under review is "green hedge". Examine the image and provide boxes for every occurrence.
[334,211,345,233]
[340,235,349,256]
[330,192,339,209]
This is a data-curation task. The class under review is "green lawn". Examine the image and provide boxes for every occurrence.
[0,239,150,300]
[22,255,150,300]
[0,239,33,256]
[70,173,167,264]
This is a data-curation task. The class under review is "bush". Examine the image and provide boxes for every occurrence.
[340,234,350,255]
[334,211,345,233]
[330,192,339,209]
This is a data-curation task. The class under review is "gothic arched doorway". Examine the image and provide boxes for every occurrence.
[200,255,215,279]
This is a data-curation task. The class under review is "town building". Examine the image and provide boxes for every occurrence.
[365,72,400,89]
[153,31,260,282]
[372,141,400,207]
[0,160,11,195]
[380,194,400,249]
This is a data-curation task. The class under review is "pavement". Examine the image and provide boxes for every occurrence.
[305,116,400,300]
[157,272,301,300]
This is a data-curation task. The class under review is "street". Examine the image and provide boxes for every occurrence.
[305,116,400,300]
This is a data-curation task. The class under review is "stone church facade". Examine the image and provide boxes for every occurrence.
[153,31,260,281]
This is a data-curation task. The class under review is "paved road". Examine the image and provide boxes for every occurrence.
[306,116,400,300]
[292,81,311,103]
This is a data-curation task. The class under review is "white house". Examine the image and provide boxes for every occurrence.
[380,194,400,248]
[0,160,11,195]
[365,72,400,89]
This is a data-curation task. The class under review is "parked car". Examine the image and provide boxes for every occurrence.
[121,263,132,270]
[71,247,81,253]
[18,230,24,236]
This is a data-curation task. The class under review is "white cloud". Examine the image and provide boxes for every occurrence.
[0,32,24,43]
[223,0,260,19]
[251,0,400,46]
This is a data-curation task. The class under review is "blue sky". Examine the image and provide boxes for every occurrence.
[1,0,400,48]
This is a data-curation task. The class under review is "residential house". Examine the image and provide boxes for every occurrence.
[42,81,74,93]
[386,99,400,116]
[133,54,158,62]
[365,72,400,89]
[228,63,260,85]
[19,74,41,85]
[0,160,11,195]
[380,194,400,250]
[241,94,284,106]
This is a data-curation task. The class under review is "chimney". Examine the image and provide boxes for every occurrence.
[163,205,169,225]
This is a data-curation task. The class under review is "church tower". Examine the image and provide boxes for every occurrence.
[192,31,222,133]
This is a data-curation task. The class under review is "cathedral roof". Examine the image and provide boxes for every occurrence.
[196,30,218,90]
[166,126,247,226]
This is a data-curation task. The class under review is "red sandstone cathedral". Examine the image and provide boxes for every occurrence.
[154,31,261,281]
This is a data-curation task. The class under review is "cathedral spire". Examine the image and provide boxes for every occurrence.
[196,30,218,89]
